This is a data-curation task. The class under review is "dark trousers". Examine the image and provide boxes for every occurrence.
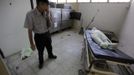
[34,31,53,64]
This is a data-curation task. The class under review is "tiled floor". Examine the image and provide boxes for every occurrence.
[6,29,84,75]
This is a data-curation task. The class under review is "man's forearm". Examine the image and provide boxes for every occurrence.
[28,29,34,46]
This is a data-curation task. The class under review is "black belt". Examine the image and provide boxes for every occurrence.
[35,31,49,35]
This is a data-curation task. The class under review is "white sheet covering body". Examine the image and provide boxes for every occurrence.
[91,27,117,49]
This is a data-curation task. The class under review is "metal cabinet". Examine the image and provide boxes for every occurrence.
[61,20,73,30]
[50,21,61,33]
[61,9,73,30]
[49,8,73,33]
[50,8,61,22]
[62,9,72,21]
[50,8,61,33]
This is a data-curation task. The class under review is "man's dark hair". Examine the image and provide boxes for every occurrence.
[36,0,49,5]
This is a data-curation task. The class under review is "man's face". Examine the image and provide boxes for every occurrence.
[38,2,48,12]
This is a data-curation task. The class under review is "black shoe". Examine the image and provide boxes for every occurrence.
[38,63,43,69]
[49,55,57,59]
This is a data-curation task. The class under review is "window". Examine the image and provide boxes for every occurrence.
[49,0,57,3]
[67,0,77,3]
[56,0,130,3]
[92,0,107,2]
[58,0,66,3]
[109,0,130,2]
[78,0,90,2]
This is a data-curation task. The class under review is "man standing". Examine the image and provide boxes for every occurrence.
[24,0,57,69]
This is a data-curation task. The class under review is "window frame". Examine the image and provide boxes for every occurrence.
[55,0,131,3]
[108,0,131,3]
[57,0,67,3]
[91,0,108,3]
[78,0,91,3]
[67,0,77,3]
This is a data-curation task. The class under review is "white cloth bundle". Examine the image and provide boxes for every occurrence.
[21,48,33,60]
